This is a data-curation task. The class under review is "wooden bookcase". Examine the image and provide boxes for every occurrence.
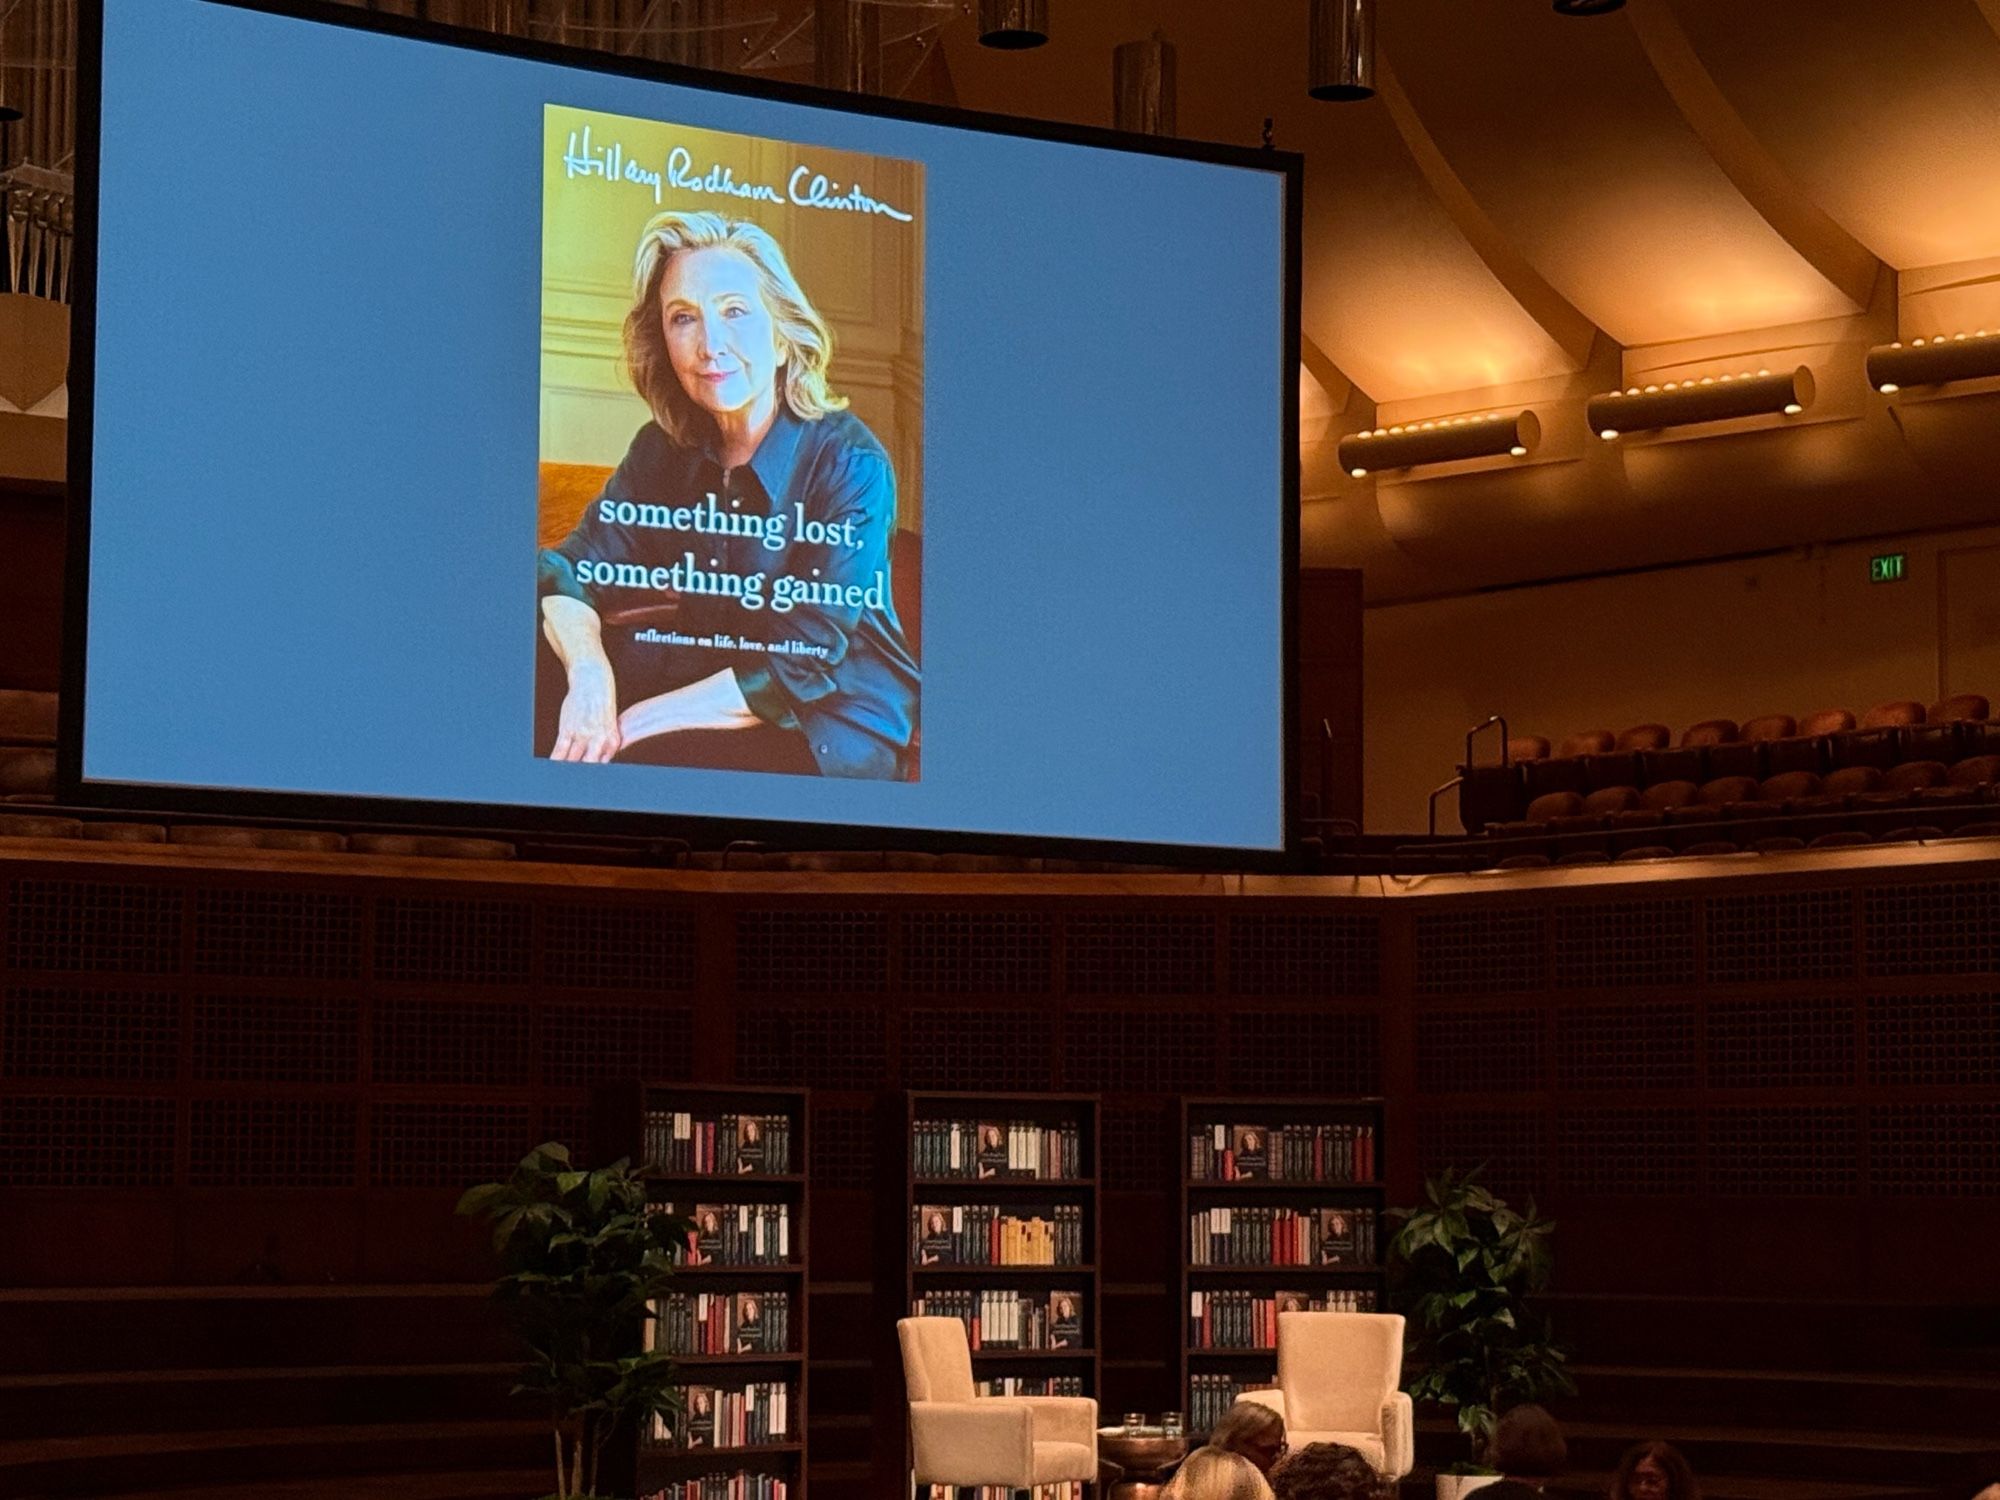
[595,1081,810,1500]
[1178,1096,1387,1439]
[900,1090,1102,1500]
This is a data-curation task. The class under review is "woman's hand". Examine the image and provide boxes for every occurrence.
[553,660,623,763]
[541,595,622,763]
[619,668,757,747]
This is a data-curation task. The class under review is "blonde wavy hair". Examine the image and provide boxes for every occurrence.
[1167,1448,1276,1500]
[622,210,847,447]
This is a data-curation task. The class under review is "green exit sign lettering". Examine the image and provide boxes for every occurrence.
[1871,553,1907,584]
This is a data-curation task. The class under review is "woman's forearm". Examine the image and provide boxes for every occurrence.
[619,669,759,745]
[540,594,613,680]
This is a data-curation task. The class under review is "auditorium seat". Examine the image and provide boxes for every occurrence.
[1854,759,1950,808]
[1526,791,1586,823]
[0,812,81,840]
[1828,699,1925,769]
[0,689,57,745]
[1496,853,1550,870]
[1758,771,1823,806]
[1580,723,1667,790]
[1691,775,1763,812]
[80,822,167,842]
[1637,722,1719,786]
[1949,754,2000,787]
[1615,845,1674,862]
[347,834,516,860]
[1682,840,1739,856]
[1758,708,1849,776]
[1881,825,1945,844]
[1752,835,1806,852]
[1556,850,1609,865]
[1582,785,1643,818]
[1707,714,1794,779]
[1508,736,1551,762]
[1950,821,2000,839]
[0,746,56,798]
[1810,830,1872,849]
[168,826,350,853]
[1523,733,1607,800]
[1910,693,1989,761]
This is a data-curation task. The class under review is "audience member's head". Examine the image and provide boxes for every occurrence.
[1209,1398,1289,1475]
[1269,1440,1383,1500]
[1478,1484,1552,1500]
[1610,1440,1700,1500]
[1167,1446,1277,1500]
[1486,1404,1567,1483]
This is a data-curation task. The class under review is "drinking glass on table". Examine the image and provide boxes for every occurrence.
[1124,1412,1148,1436]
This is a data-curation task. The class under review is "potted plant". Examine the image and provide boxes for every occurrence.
[1387,1166,1574,1500]
[457,1142,690,1500]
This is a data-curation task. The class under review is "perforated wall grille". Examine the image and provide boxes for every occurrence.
[370,1101,534,1187]
[1553,900,1696,990]
[191,888,362,981]
[809,1101,873,1189]
[1709,1106,1860,1195]
[1064,914,1217,996]
[1,986,179,1080]
[735,910,890,994]
[541,1003,694,1089]
[1707,998,1856,1089]
[1871,1104,2000,1195]
[374,898,533,986]
[1705,890,1854,985]
[371,999,533,1086]
[540,1103,592,1165]
[902,910,1054,995]
[192,995,359,1085]
[1062,1009,1216,1092]
[1414,909,1545,995]
[1867,993,2000,1088]
[1227,913,1380,997]
[6,879,184,974]
[735,1006,888,1091]
[902,1008,1050,1092]
[1103,1099,1171,1192]
[1416,1108,1547,1200]
[1862,880,2000,977]
[1555,1108,1700,1196]
[1554,1001,1697,1092]
[1223,1009,1381,1095]
[1416,1009,1545,1094]
[0,1094,175,1186]
[543,902,698,991]
[189,1098,357,1188]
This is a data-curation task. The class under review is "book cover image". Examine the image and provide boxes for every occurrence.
[693,1204,725,1262]
[1231,1125,1269,1180]
[976,1121,1007,1179]
[737,1116,766,1175]
[918,1207,952,1266]
[683,1385,714,1447]
[536,103,925,781]
[735,1291,765,1352]
[1050,1291,1082,1348]
[1319,1208,1358,1266]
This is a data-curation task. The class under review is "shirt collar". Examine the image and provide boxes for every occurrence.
[702,404,808,501]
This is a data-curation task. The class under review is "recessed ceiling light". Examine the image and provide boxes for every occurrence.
[1553,0,1626,14]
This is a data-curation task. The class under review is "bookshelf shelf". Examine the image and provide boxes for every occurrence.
[893,1090,1103,1500]
[597,1082,810,1500]
[1178,1096,1388,1438]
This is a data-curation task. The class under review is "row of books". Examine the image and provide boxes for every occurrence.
[914,1118,1084,1180]
[649,1291,791,1355]
[911,1288,1085,1350]
[649,1383,792,1450]
[914,1205,1086,1266]
[918,1487,1083,1500]
[1189,1373,1264,1436]
[643,1477,789,1500]
[661,1202,793,1266]
[1189,1123,1378,1183]
[646,1111,795,1176]
[973,1375,1086,1397]
[1188,1206,1378,1267]
[1187,1288,1381,1348]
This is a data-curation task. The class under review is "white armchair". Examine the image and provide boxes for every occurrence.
[1239,1311,1413,1478]
[898,1316,1098,1489]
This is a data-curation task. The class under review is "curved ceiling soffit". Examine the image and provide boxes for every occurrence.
[1665,0,2000,272]
[1382,0,1864,348]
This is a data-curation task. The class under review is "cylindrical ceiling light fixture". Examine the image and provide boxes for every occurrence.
[1338,411,1539,478]
[1113,31,1177,136]
[1866,331,2000,394]
[978,0,1048,50]
[1309,0,1375,102]
[1553,0,1626,15]
[1587,367,1813,441]
[815,0,883,92]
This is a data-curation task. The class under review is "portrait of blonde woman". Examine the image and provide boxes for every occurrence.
[537,210,920,780]
[1167,1446,1276,1500]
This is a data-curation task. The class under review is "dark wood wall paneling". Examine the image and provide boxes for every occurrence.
[2,851,1997,1495]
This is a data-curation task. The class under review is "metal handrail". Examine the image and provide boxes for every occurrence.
[1427,777,1463,838]
[1464,714,1509,769]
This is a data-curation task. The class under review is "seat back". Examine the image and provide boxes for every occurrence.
[899,1316,975,1404]
[1931,694,1989,724]
[1277,1311,1403,1433]
[1615,723,1670,752]
[1861,700,1924,730]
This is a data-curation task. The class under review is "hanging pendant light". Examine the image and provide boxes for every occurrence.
[1309,0,1375,102]
[1112,31,1177,136]
[1553,0,1626,14]
[978,0,1048,50]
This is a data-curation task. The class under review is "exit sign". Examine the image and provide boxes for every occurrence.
[1871,553,1907,584]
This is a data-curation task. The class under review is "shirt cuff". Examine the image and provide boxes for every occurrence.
[733,665,801,730]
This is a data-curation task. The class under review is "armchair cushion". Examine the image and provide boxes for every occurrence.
[899,1316,975,1403]
[1277,1311,1404,1433]
[1016,1395,1098,1451]
[909,1401,1034,1487]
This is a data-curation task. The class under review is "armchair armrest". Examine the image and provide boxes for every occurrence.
[1381,1391,1415,1479]
[1015,1394,1098,1449]
[910,1401,1035,1488]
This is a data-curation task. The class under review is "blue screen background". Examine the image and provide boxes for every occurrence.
[84,0,1288,851]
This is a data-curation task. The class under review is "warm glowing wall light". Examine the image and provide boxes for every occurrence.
[1867,331,2000,394]
[1586,366,1813,440]
[1338,411,1539,477]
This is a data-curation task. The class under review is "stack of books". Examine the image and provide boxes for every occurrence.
[910,1288,1084,1349]
[646,1111,794,1175]
[1187,1206,1378,1266]
[971,1375,1086,1397]
[1188,1123,1377,1182]
[650,1382,791,1449]
[649,1290,791,1354]
[913,1118,1083,1179]
[643,1476,789,1500]
[912,1204,1084,1265]
[1190,1373,1263,1434]
[661,1203,793,1266]
[1188,1287,1379,1347]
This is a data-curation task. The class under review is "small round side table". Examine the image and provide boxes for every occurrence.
[1099,1431,1189,1500]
